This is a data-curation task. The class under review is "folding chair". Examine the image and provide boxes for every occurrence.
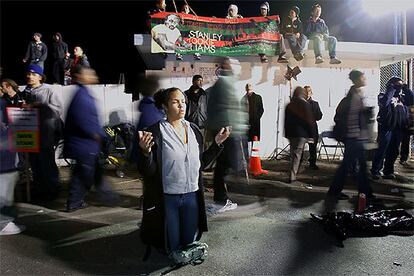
[318,131,345,161]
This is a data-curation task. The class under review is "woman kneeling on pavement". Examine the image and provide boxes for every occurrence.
[137,87,230,261]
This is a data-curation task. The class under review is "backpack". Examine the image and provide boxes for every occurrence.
[332,95,352,143]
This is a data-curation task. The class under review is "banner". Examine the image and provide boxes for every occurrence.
[6,107,40,152]
[150,12,281,56]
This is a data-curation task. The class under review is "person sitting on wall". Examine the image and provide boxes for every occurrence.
[281,6,307,61]
[305,4,341,64]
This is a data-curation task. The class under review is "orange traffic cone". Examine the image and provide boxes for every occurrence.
[249,136,268,176]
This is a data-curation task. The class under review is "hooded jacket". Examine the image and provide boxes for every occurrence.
[51,33,69,60]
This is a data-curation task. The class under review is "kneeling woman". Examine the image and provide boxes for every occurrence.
[137,87,230,255]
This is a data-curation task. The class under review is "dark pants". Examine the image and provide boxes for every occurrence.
[328,139,373,196]
[67,153,112,209]
[308,140,318,166]
[285,33,307,55]
[400,131,411,162]
[371,125,403,175]
[164,192,199,251]
[52,58,65,85]
[212,134,245,203]
[29,148,60,198]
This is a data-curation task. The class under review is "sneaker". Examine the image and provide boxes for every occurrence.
[193,53,201,60]
[294,53,304,61]
[0,222,25,236]
[300,183,313,190]
[176,53,183,61]
[315,56,324,64]
[329,57,342,64]
[66,201,88,213]
[260,55,269,63]
[217,199,238,213]
[277,56,289,63]
[382,173,396,180]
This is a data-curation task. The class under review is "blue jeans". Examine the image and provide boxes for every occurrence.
[285,34,307,55]
[164,192,199,251]
[371,125,403,175]
[67,153,113,209]
[309,34,337,58]
[328,139,372,196]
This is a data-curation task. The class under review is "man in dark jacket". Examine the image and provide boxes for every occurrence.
[63,66,116,212]
[371,77,411,179]
[304,85,322,170]
[281,6,307,61]
[184,75,208,131]
[328,70,374,201]
[284,86,316,187]
[23,33,48,69]
[242,83,264,142]
[51,33,69,85]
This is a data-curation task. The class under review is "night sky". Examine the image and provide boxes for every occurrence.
[1,0,413,85]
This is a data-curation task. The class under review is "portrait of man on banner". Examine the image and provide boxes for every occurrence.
[151,13,192,53]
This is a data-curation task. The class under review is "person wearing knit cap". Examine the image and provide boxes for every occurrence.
[226,4,243,19]
[281,6,307,61]
[305,4,341,64]
[23,32,48,69]
[257,2,288,63]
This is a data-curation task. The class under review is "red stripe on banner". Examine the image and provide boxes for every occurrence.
[150,12,280,24]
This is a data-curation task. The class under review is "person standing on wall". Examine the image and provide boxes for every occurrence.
[23,33,48,70]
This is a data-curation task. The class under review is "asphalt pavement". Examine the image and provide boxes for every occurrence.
[1,159,413,275]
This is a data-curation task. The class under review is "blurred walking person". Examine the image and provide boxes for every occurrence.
[63,66,117,212]
[329,70,375,201]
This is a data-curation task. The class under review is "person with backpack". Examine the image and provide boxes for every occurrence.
[370,77,412,179]
[329,70,375,201]
[136,87,230,264]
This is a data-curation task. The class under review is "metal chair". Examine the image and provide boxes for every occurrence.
[318,131,345,161]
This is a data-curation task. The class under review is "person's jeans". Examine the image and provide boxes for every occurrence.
[285,34,307,55]
[329,139,372,196]
[289,137,307,181]
[310,34,337,58]
[371,125,403,175]
[164,192,199,251]
[67,153,113,209]
[0,172,19,229]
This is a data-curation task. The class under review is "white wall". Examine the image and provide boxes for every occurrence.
[43,65,380,158]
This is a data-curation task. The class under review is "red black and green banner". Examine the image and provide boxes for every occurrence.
[150,12,281,56]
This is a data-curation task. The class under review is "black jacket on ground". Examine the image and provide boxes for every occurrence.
[284,97,316,139]
[137,121,223,252]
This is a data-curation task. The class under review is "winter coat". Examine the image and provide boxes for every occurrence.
[241,92,264,141]
[308,98,323,139]
[376,78,409,130]
[184,86,208,129]
[284,97,316,139]
[24,41,48,63]
[305,17,329,37]
[137,121,223,252]
[136,96,165,131]
[282,17,304,35]
[51,33,68,60]
[63,84,104,159]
